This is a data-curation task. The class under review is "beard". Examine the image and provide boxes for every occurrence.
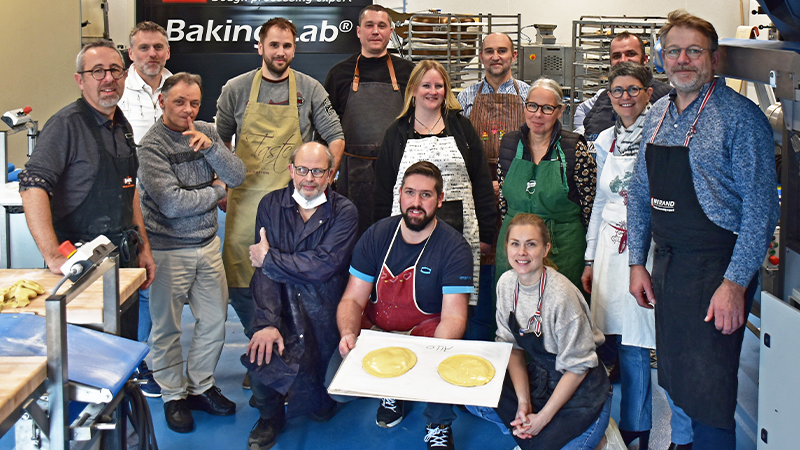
[97,87,121,108]
[667,64,711,93]
[401,206,436,232]
[137,60,163,78]
[264,55,293,77]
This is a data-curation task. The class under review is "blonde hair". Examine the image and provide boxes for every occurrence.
[505,213,557,269]
[398,60,462,119]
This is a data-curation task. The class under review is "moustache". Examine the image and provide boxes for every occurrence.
[671,64,698,72]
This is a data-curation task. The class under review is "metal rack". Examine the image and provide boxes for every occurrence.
[393,13,521,90]
[569,16,666,128]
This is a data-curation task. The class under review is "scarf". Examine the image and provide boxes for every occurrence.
[613,103,651,156]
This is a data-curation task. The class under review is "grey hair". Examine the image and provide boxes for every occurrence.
[608,61,653,87]
[528,77,564,106]
[129,21,168,48]
[290,142,335,170]
[76,40,125,74]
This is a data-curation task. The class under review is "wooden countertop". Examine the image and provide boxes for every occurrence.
[0,268,145,324]
[0,357,47,425]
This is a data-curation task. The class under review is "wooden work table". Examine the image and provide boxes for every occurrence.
[0,268,145,324]
[0,357,47,426]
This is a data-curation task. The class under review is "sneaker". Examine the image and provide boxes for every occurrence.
[133,361,161,398]
[424,424,455,449]
[186,386,236,416]
[248,412,285,450]
[243,371,251,389]
[164,399,194,433]
[376,398,404,428]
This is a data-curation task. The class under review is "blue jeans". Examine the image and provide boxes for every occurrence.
[666,388,694,444]
[137,287,151,342]
[466,391,612,449]
[229,287,254,338]
[616,337,652,432]
[692,419,735,450]
[464,264,496,341]
[325,349,457,425]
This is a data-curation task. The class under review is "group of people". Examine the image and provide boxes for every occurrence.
[17,5,778,450]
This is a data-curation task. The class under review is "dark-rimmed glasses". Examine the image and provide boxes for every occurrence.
[293,165,329,178]
[78,66,126,81]
[662,46,710,60]
[524,102,560,115]
[609,86,645,98]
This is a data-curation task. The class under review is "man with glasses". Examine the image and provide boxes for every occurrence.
[573,31,671,141]
[628,11,779,450]
[19,40,156,340]
[244,141,357,450]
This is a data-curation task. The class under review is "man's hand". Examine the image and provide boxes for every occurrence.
[630,264,655,309]
[339,333,356,358]
[581,265,593,294]
[480,242,491,256]
[247,326,284,365]
[493,180,500,198]
[249,228,270,268]
[705,278,747,335]
[46,255,68,275]
[212,179,228,212]
[138,248,157,290]
[182,120,212,152]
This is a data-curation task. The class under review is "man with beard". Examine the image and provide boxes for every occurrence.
[324,4,415,237]
[19,40,156,340]
[215,18,344,381]
[628,10,779,450]
[137,73,245,433]
[244,142,357,450]
[333,161,472,450]
[118,20,173,399]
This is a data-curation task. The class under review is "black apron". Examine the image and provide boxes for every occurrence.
[53,97,139,266]
[336,55,404,236]
[495,274,609,450]
[646,79,757,429]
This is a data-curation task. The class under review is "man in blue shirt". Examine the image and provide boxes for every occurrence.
[627,10,779,450]
[335,161,473,450]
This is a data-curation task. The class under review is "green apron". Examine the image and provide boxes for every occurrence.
[495,138,587,292]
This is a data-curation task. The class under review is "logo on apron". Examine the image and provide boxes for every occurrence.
[651,197,675,213]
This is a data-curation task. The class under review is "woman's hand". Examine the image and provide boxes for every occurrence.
[512,410,553,439]
[510,402,533,438]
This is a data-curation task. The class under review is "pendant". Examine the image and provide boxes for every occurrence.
[526,179,536,194]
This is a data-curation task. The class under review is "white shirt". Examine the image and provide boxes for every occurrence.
[119,67,172,144]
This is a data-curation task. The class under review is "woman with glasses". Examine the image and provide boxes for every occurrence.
[495,77,596,294]
[580,61,656,449]
[374,60,497,306]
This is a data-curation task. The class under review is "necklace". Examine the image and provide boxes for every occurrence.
[415,115,443,135]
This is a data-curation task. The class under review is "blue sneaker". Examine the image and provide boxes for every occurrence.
[134,361,162,398]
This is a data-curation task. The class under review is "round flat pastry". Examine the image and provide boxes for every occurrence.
[362,347,417,378]
[437,354,495,387]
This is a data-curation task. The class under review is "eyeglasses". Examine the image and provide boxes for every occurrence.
[524,102,560,115]
[662,46,710,60]
[78,66,126,81]
[609,85,645,98]
[293,165,329,178]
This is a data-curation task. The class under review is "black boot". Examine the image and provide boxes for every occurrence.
[668,443,693,450]
[619,429,650,449]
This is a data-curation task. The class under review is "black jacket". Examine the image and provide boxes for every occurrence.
[374,110,498,244]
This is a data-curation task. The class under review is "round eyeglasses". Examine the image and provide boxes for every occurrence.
[293,165,329,178]
[78,66,126,81]
[524,102,560,115]
[609,86,645,98]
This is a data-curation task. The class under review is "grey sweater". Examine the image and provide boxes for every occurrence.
[496,268,602,374]
[137,120,246,250]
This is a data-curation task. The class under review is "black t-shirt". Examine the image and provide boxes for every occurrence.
[349,216,474,314]
[324,53,416,117]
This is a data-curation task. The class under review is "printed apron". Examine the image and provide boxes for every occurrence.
[337,56,404,236]
[591,148,655,348]
[495,270,610,450]
[364,221,441,337]
[496,139,586,294]
[646,80,757,429]
[390,134,481,305]
[223,69,304,288]
[468,80,526,264]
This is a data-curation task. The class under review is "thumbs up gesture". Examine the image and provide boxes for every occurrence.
[249,227,270,268]
[182,119,212,152]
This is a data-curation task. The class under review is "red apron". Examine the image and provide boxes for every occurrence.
[364,221,441,337]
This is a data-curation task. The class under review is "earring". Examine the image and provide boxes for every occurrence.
[411,97,416,107]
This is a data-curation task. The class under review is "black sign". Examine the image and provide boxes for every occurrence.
[135,0,369,120]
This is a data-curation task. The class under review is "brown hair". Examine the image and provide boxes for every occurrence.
[398,60,461,119]
[359,4,392,27]
[129,21,168,48]
[612,31,646,56]
[608,61,653,87]
[505,213,556,269]
[161,72,203,99]
[659,10,718,52]
[402,161,443,196]
[259,17,297,42]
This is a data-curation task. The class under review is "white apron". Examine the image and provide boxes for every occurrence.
[390,135,480,305]
[591,149,656,349]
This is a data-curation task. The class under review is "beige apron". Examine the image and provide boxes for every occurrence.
[223,69,304,288]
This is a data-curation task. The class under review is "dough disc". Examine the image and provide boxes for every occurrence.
[437,354,495,387]
[362,347,417,378]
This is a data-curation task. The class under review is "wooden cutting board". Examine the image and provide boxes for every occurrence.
[0,269,145,324]
[0,356,47,424]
